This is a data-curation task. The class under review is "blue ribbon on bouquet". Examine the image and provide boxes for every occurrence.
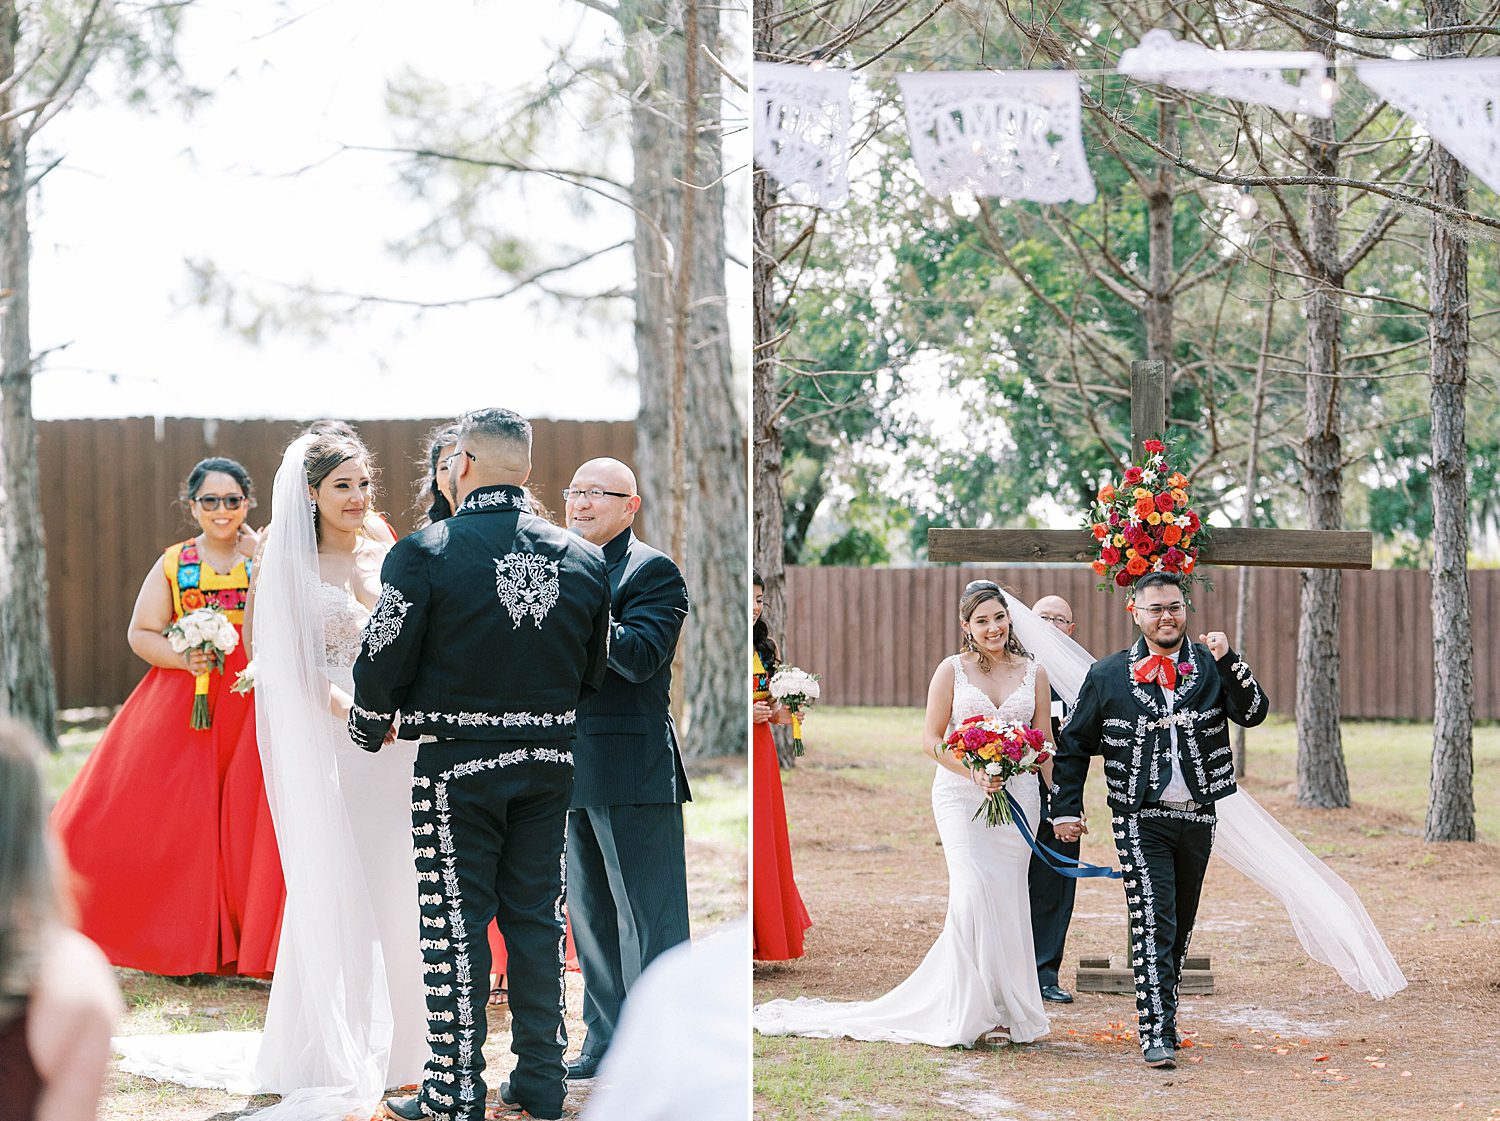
[1003,791,1123,880]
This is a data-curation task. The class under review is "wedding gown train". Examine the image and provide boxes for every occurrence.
[753,657,1050,1048]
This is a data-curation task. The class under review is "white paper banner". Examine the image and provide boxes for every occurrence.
[1357,57,1500,195]
[897,70,1096,204]
[1119,29,1335,118]
[753,62,853,209]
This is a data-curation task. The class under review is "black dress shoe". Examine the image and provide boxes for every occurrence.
[1040,984,1075,1003]
[564,1053,603,1080]
[381,1096,426,1120]
[498,1081,520,1108]
[1142,1045,1177,1069]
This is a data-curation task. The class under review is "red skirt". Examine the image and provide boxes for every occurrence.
[752,721,811,961]
[487,918,579,986]
[52,640,285,976]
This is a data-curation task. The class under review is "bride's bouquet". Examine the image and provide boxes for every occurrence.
[769,665,820,756]
[165,607,240,729]
[944,716,1050,826]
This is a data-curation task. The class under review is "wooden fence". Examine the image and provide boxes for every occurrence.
[783,565,1500,721]
[39,417,636,708]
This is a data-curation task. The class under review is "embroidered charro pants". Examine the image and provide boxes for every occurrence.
[412,738,573,1121]
[566,803,691,1057]
[1111,804,1215,1053]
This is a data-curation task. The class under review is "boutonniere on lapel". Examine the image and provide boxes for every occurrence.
[1174,656,1197,689]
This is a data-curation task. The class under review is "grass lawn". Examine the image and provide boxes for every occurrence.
[755,707,1500,1121]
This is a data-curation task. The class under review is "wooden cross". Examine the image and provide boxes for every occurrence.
[927,361,1372,571]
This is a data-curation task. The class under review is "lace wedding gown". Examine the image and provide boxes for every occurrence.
[116,583,428,1101]
[753,656,1051,1048]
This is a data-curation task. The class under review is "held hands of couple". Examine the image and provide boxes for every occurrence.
[1052,818,1089,843]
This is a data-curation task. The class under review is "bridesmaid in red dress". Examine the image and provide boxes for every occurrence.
[752,574,812,961]
[52,458,285,976]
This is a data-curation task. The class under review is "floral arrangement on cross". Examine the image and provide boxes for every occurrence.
[1088,436,1208,595]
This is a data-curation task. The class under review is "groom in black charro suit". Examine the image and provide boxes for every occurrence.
[561,456,691,1081]
[350,408,611,1121]
[1052,571,1268,1069]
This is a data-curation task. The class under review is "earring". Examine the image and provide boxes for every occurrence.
[309,499,318,515]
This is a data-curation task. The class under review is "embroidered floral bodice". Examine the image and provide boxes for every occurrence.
[950,654,1037,727]
[320,580,370,687]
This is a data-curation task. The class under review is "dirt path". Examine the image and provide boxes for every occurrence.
[100,764,745,1121]
[753,710,1500,1121]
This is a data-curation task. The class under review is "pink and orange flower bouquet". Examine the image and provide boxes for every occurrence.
[944,715,1051,826]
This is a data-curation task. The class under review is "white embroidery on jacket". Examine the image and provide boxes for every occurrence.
[494,551,561,628]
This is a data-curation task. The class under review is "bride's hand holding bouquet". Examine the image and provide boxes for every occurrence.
[944,716,1051,827]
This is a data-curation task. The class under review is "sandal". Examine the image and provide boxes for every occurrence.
[488,977,508,1007]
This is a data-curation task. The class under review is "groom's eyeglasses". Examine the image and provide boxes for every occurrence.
[194,495,246,511]
[1137,602,1187,619]
[442,450,475,470]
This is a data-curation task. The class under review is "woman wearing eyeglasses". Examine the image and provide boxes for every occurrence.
[53,457,286,978]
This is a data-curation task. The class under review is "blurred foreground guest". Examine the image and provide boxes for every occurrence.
[0,717,122,1121]
[579,924,749,1121]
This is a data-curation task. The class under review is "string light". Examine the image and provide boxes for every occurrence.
[1319,64,1339,103]
[1235,186,1259,220]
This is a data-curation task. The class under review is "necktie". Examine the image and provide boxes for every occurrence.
[1132,653,1178,691]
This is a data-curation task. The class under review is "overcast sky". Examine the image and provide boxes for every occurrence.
[29,0,748,422]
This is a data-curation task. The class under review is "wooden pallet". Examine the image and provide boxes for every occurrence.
[1075,954,1215,995]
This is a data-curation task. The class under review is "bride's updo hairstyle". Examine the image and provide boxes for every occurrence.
[301,422,378,543]
[958,579,1028,674]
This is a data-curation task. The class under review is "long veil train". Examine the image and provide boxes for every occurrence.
[114,435,396,1117]
[1004,593,1406,1001]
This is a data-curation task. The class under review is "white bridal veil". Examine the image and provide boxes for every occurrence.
[116,435,394,1116]
[1004,593,1407,1001]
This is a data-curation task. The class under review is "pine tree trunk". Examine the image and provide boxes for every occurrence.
[0,0,57,742]
[1295,0,1349,807]
[1143,98,1175,372]
[1233,283,1275,778]
[1424,0,1475,842]
[621,0,744,758]
[752,0,791,765]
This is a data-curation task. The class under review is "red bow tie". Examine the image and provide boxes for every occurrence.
[1133,654,1178,690]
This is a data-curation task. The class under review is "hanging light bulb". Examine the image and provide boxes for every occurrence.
[1235,187,1259,220]
[970,138,985,155]
[1319,65,1340,104]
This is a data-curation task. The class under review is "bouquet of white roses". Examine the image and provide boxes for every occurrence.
[769,665,820,756]
[165,607,240,729]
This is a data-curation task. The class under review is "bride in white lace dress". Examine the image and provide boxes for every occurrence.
[117,427,426,1118]
[754,580,1053,1048]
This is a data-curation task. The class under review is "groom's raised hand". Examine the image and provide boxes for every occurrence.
[1198,631,1230,659]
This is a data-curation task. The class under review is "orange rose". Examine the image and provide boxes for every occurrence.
[1092,560,1108,576]
[1097,484,1117,504]
[1171,488,1189,506]
[1134,496,1156,519]
[1093,523,1109,540]
[1147,512,1162,526]
[1162,524,1183,546]
[1168,472,1189,489]
[1126,556,1149,577]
